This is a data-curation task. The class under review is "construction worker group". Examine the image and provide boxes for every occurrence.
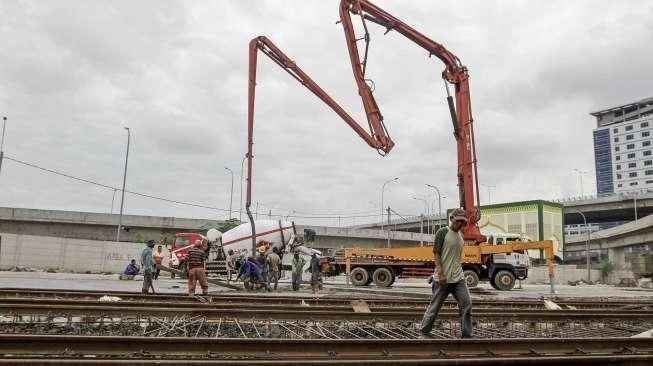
[137,238,318,296]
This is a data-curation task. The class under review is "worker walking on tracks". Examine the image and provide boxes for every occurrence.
[140,240,156,294]
[187,240,209,296]
[291,252,306,291]
[420,208,473,338]
[267,247,281,290]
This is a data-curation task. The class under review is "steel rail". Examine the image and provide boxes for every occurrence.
[1,297,653,316]
[1,303,653,321]
[0,335,651,365]
[1,288,652,310]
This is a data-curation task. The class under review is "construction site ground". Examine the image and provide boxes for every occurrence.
[1,271,652,300]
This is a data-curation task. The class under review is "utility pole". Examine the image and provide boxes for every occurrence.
[634,191,638,222]
[116,127,130,243]
[239,156,246,223]
[380,177,399,231]
[0,116,7,177]
[255,201,259,219]
[224,167,234,220]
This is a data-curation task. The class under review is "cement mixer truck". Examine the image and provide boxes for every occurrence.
[168,220,318,278]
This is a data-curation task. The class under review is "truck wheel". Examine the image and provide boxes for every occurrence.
[350,267,369,286]
[463,270,479,288]
[493,270,516,291]
[372,267,394,287]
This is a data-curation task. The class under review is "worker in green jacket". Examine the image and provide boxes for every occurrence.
[420,208,473,338]
[291,253,306,291]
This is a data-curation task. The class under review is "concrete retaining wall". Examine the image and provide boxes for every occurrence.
[0,233,169,274]
[525,265,635,285]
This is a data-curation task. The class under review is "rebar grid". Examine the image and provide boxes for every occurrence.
[0,314,650,339]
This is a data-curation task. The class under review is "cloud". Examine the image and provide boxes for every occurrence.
[0,0,651,226]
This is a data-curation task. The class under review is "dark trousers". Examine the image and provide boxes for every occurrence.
[142,269,153,294]
[291,272,302,291]
[154,268,161,280]
[420,279,473,338]
[269,271,280,290]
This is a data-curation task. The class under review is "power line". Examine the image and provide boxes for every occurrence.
[2,155,418,219]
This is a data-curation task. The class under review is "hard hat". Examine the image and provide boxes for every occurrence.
[206,228,222,242]
[449,208,468,222]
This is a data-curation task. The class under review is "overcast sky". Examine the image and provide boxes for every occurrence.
[0,0,651,226]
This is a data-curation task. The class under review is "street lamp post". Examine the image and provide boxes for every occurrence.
[481,184,496,204]
[380,177,399,230]
[0,116,7,176]
[573,208,591,282]
[413,196,429,235]
[426,184,442,229]
[239,156,246,223]
[116,127,130,243]
[573,169,588,196]
[224,167,234,220]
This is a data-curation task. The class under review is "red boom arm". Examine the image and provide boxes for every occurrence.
[245,0,485,249]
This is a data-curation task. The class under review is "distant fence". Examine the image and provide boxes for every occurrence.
[0,233,169,274]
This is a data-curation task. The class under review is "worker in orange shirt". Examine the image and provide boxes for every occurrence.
[153,245,164,280]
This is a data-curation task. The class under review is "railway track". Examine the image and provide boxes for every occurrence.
[2,287,652,310]
[0,335,652,365]
[2,301,653,321]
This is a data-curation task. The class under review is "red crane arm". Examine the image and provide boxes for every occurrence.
[339,0,484,242]
[245,35,395,251]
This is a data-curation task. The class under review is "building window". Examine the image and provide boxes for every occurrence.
[616,155,621,161]
[647,180,653,184]
[618,183,623,187]
[616,146,620,152]
[627,144,635,149]
[614,128,619,133]
[626,125,634,131]
[642,122,650,128]
[644,141,651,147]
[629,172,638,177]
[644,131,651,138]
[645,160,652,166]
[614,137,619,142]
[628,162,637,168]
[645,150,652,156]
[628,153,636,159]
[617,173,622,179]
[630,182,639,186]
[647,170,653,176]
[627,134,634,140]
[616,164,621,170]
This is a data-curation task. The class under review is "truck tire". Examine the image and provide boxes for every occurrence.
[463,270,479,288]
[350,267,369,286]
[372,267,394,287]
[493,269,516,291]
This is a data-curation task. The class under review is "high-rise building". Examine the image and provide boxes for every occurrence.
[592,97,653,195]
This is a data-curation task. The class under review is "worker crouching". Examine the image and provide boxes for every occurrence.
[187,240,209,296]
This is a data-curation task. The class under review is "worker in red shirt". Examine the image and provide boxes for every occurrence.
[187,240,209,296]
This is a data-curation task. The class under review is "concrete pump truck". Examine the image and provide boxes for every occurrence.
[244,0,555,291]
